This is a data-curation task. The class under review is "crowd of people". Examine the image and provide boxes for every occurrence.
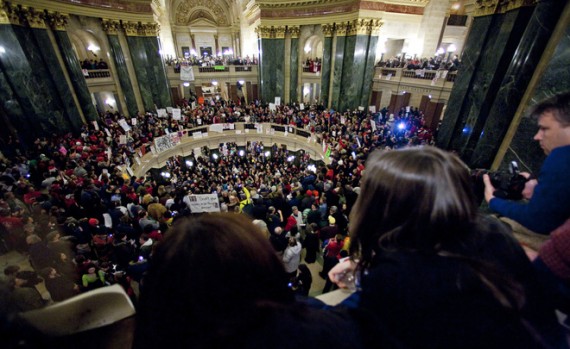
[166,54,258,70]
[377,55,460,72]
[80,58,108,70]
[0,91,568,348]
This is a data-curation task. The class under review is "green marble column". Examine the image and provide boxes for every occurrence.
[289,27,300,104]
[497,0,570,175]
[0,60,34,144]
[104,21,138,117]
[437,1,565,169]
[29,26,83,132]
[360,35,378,108]
[339,34,357,112]
[330,23,347,111]
[471,0,567,168]
[142,34,172,108]
[0,22,68,138]
[125,35,155,111]
[258,26,285,104]
[49,14,98,122]
[320,25,334,108]
[338,20,380,112]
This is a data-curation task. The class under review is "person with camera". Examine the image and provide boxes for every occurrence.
[484,92,570,249]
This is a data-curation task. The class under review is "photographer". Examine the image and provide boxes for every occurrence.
[484,92,570,248]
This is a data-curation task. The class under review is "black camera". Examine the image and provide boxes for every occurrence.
[471,161,528,202]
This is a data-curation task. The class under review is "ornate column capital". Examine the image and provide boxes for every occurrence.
[102,19,121,35]
[334,22,348,37]
[349,19,370,36]
[46,12,69,31]
[141,22,159,36]
[322,24,334,38]
[288,25,300,39]
[370,19,382,36]
[122,21,140,36]
[2,2,23,26]
[22,7,47,29]
[274,26,286,39]
[255,25,272,39]
[474,0,537,17]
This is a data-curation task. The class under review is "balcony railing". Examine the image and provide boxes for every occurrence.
[84,69,111,79]
[378,67,457,83]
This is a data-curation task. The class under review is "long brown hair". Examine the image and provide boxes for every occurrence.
[135,213,293,348]
[350,146,477,264]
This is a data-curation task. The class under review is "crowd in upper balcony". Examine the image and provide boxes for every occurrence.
[165,54,258,69]
[80,58,109,70]
[377,55,460,72]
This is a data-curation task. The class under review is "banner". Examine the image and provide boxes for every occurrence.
[187,194,221,213]
[154,133,181,153]
[180,66,195,81]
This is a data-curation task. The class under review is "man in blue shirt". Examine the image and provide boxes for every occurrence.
[484,93,570,243]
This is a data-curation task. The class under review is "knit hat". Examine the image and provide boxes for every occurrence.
[306,190,312,196]
[88,218,99,226]
[328,216,336,224]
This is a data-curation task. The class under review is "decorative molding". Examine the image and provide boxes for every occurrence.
[256,0,427,9]
[175,0,228,26]
[474,0,537,17]
[0,7,8,24]
[335,22,348,36]
[288,25,301,38]
[46,11,69,31]
[2,2,23,26]
[21,7,47,29]
[322,23,334,37]
[274,25,286,38]
[102,19,121,35]
[141,22,159,36]
[122,21,139,36]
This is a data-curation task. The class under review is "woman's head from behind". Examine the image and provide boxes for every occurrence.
[350,146,477,263]
[136,213,292,348]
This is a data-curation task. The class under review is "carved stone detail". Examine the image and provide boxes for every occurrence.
[122,21,140,36]
[102,19,121,35]
[175,0,228,26]
[141,22,159,36]
[274,25,286,38]
[46,12,69,31]
[256,25,273,39]
[474,0,537,17]
[21,7,47,29]
[335,22,348,37]
[322,24,334,37]
[288,26,301,39]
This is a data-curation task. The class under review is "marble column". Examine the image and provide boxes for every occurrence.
[122,22,156,111]
[436,0,566,168]
[338,19,381,112]
[330,23,347,111]
[25,9,83,132]
[360,21,381,108]
[141,24,172,108]
[496,0,570,173]
[320,24,334,108]
[257,25,285,103]
[289,26,300,104]
[0,56,33,145]
[103,20,138,117]
[0,6,73,141]
[48,13,99,122]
